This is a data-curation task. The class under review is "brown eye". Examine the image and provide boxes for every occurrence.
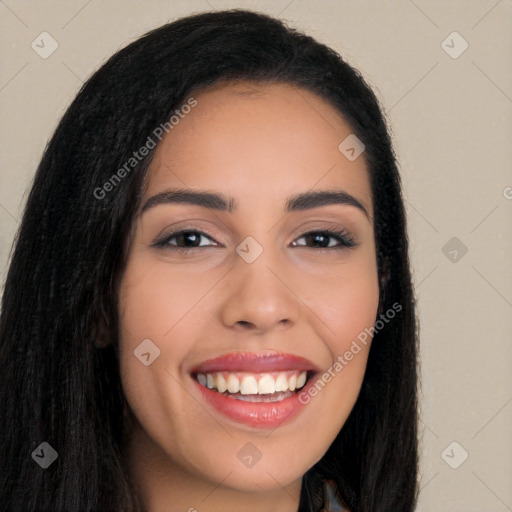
[154,230,218,250]
[292,229,356,250]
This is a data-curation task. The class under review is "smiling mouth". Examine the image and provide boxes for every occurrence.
[193,370,311,402]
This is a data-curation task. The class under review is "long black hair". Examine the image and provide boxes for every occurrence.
[0,9,419,512]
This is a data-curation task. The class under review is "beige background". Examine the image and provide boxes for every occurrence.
[1,1,511,510]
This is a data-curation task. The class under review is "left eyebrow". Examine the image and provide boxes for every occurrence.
[140,188,370,220]
[285,190,369,219]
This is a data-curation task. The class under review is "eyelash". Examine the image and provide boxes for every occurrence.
[152,227,357,253]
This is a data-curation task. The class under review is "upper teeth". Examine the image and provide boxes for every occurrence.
[196,371,308,395]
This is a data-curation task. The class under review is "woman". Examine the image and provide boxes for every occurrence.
[0,9,419,512]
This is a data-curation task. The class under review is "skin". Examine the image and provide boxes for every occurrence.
[117,81,380,512]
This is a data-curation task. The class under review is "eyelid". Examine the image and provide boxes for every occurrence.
[152,224,358,252]
[152,227,221,249]
[292,228,357,249]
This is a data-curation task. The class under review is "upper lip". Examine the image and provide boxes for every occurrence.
[191,351,320,374]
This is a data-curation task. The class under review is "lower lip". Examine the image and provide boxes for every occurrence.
[193,377,312,429]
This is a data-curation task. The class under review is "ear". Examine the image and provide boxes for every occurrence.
[94,308,114,348]
[94,335,112,349]
[94,332,112,349]
[377,259,390,316]
[377,292,384,316]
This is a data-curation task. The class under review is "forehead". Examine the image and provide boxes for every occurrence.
[144,81,373,218]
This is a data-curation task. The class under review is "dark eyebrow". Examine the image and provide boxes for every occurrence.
[285,190,369,219]
[141,188,369,219]
[141,189,236,213]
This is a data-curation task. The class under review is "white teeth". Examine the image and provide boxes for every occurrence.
[227,373,240,393]
[275,373,288,392]
[258,374,275,394]
[196,370,309,395]
[240,375,258,395]
[216,373,227,393]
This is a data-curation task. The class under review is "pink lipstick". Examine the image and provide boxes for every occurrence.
[190,352,319,429]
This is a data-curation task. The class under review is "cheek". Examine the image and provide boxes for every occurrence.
[116,257,209,458]
[294,253,379,430]
[118,255,214,351]
[117,257,206,405]
[116,257,189,396]
[299,254,380,350]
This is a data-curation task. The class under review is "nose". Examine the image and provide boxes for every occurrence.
[219,250,301,334]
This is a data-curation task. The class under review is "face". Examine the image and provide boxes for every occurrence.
[117,81,380,501]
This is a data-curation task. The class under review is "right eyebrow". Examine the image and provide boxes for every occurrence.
[141,189,236,214]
